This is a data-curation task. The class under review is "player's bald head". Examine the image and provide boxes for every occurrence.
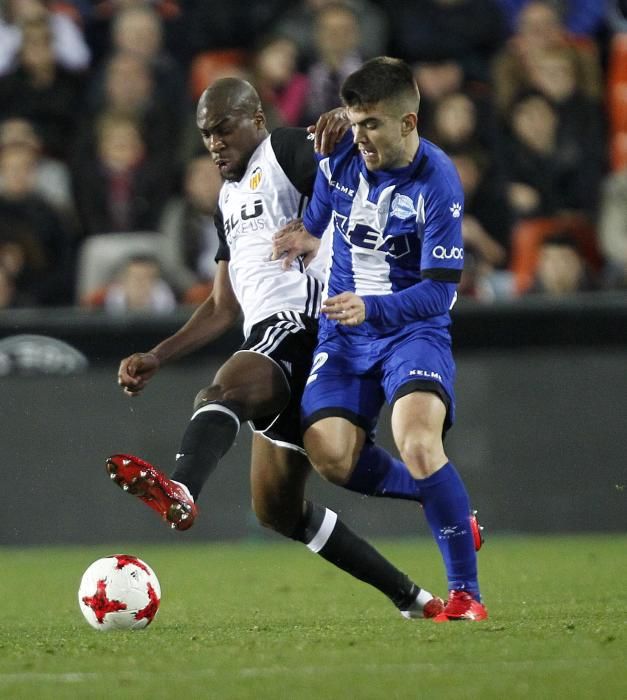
[196,78,263,130]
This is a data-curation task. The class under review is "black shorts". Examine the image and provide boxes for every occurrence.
[237,311,318,453]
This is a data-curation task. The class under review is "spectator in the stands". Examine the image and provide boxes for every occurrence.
[72,111,171,237]
[158,153,222,300]
[79,48,180,166]
[526,44,606,197]
[275,0,389,64]
[526,232,597,295]
[491,0,603,116]
[249,34,309,128]
[428,92,480,152]
[457,245,512,302]
[96,254,177,315]
[0,13,85,159]
[0,116,75,218]
[0,140,75,303]
[108,4,187,121]
[451,146,512,262]
[495,0,607,38]
[302,3,363,125]
[501,90,598,219]
[383,0,506,84]
[183,0,285,61]
[84,0,187,69]
[0,0,90,76]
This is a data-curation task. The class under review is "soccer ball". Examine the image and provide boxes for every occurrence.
[78,554,161,631]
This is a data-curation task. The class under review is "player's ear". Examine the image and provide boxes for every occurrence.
[254,110,266,130]
[401,113,417,135]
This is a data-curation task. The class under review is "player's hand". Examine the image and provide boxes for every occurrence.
[117,352,160,396]
[322,292,365,326]
[307,107,350,155]
[272,220,320,270]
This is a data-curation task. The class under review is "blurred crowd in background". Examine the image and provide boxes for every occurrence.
[0,0,626,314]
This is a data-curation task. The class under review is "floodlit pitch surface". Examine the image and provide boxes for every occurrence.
[0,535,624,699]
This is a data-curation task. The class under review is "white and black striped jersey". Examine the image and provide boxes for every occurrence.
[215,128,326,338]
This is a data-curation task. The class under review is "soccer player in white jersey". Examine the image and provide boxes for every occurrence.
[272,58,488,622]
[108,77,445,619]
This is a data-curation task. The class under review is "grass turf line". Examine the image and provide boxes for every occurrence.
[0,534,625,700]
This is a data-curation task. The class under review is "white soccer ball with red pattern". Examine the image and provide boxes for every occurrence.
[78,554,161,630]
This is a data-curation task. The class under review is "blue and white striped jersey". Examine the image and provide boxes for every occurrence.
[303,132,464,335]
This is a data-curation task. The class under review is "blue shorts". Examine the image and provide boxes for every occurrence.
[301,324,456,438]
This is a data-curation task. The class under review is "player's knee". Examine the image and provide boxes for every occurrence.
[193,384,223,410]
[397,434,446,479]
[308,451,354,485]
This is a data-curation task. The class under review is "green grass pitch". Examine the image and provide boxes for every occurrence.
[0,535,625,700]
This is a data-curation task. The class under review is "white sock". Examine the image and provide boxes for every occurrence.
[172,480,194,502]
[415,588,435,609]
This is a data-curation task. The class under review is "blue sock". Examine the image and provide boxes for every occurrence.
[416,462,480,599]
[344,443,421,501]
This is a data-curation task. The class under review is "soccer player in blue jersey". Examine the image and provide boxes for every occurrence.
[273,57,487,621]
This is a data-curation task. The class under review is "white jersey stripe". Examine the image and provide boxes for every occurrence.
[250,320,302,355]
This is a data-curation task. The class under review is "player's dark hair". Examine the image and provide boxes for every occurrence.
[340,57,420,113]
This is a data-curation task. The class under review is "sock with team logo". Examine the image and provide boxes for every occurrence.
[344,442,421,501]
[415,462,480,599]
[170,401,241,500]
[290,500,430,611]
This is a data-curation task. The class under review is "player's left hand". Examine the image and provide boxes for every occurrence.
[322,292,365,326]
[307,107,350,155]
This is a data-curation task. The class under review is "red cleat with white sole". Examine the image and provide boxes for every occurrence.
[470,510,484,551]
[106,454,198,531]
[433,590,488,622]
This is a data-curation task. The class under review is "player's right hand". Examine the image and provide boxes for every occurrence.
[117,352,160,396]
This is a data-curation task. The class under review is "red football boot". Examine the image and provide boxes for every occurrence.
[470,510,484,551]
[432,590,488,622]
[106,454,198,531]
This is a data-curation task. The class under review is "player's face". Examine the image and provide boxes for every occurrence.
[197,112,264,182]
[347,102,415,171]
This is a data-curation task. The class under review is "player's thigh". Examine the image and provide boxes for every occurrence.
[197,351,290,418]
[250,433,311,535]
[302,341,383,450]
[382,328,456,432]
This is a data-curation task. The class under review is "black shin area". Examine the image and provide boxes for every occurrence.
[290,501,418,610]
[170,401,241,500]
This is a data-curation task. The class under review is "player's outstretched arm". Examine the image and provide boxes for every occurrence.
[272,220,321,270]
[307,107,350,155]
[117,262,241,397]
